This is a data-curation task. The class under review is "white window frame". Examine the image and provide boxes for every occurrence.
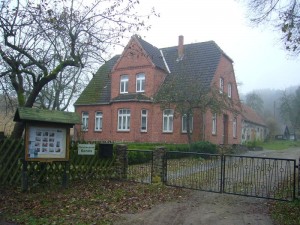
[212,113,217,135]
[118,109,130,131]
[219,77,224,94]
[228,83,232,98]
[233,116,237,138]
[182,114,193,133]
[81,112,89,131]
[95,111,103,131]
[163,109,174,133]
[136,73,145,93]
[140,109,148,132]
[120,75,129,94]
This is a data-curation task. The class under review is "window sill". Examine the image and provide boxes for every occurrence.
[94,130,102,132]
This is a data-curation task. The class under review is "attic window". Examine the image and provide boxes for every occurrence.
[219,78,224,94]
[228,83,232,98]
[120,75,129,94]
[136,73,145,92]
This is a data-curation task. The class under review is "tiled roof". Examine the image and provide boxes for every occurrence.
[135,35,167,72]
[160,41,223,93]
[14,107,81,124]
[75,56,119,105]
[112,93,152,102]
[242,104,266,126]
[75,36,227,106]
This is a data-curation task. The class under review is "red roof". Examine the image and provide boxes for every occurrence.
[242,104,266,126]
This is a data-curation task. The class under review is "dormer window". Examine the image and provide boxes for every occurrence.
[120,75,129,94]
[136,73,145,92]
[219,77,224,94]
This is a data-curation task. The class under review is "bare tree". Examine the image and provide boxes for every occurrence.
[0,0,156,138]
[241,0,300,54]
[245,92,264,115]
[279,86,300,138]
[154,68,239,145]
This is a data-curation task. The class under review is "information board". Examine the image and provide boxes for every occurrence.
[26,125,68,161]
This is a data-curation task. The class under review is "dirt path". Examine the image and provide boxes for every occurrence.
[114,148,300,225]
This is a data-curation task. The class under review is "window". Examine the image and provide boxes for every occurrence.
[136,73,145,92]
[163,109,174,132]
[120,75,129,93]
[118,109,130,131]
[182,114,193,133]
[233,117,237,138]
[95,112,103,131]
[228,83,232,98]
[219,77,224,93]
[81,112,89,131]
[212,113,217,135]
[141,109,148,132]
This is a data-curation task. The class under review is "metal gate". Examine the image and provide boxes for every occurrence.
[165,151,297,201]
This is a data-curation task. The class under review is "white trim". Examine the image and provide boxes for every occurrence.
[160,50,171,73]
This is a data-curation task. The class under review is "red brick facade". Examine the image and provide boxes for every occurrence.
[74,36,241,144]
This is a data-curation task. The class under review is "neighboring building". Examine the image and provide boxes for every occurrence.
[241,104,268,143]
[74,35,241,144]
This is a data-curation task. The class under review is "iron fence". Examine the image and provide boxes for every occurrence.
[223,155,296,201]
[165,151,297,201]
[126,150,153,184]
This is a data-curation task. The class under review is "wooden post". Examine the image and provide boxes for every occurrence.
[21,159,28,192]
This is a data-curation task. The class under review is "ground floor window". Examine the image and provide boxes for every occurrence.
[95,111,103,131]
[81,112,89,131]
[141,109,148,132]
[233,117,237,138]
[212,113,217,135]
[182,114,193,133]
[163,109,174,132]
[118,109,130,131]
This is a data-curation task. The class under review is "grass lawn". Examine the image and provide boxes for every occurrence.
[0,180,186,225]
[260,140,300,150]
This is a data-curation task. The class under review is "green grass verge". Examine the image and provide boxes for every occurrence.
[270,199,300,225]
[261,140,300,150]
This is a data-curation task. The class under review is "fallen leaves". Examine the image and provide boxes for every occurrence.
[0,180,187,225]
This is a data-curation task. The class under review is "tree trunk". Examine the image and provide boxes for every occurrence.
[11,122,25,139]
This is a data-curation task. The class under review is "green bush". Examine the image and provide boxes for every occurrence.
[128,150,152,165]
[190,141,218,154]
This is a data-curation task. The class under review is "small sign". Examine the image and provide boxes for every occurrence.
[78,144,95,155]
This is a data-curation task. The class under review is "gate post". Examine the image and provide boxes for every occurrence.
[152,146,167,184]
[115,144,128,179]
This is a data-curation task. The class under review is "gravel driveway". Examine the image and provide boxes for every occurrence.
[114,148,300,225]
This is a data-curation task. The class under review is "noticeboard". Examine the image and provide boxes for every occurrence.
[25,124,70,161]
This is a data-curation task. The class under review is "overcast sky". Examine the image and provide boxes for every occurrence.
[116,0,300,94]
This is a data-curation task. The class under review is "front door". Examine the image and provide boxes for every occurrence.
[223,114,228,145]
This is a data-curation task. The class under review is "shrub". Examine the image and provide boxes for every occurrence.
[190,141,217,154]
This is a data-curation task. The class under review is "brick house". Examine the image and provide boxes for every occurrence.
[74,35,241,144]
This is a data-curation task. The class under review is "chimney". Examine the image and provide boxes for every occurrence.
[178,35,184,60]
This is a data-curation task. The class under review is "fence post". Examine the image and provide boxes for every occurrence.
[21,159,28,192]
[115,144,128,179]
[152,146,167,184]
